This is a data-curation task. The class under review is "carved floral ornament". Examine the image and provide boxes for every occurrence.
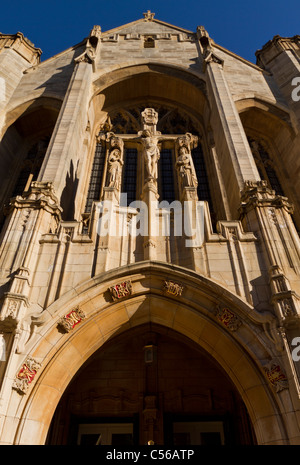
[13,356,41,395]
[58,307,86,333]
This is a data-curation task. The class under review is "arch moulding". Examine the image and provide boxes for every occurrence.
[6,261,290,445]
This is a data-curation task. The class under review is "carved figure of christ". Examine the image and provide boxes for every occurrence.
[119,130,177,185]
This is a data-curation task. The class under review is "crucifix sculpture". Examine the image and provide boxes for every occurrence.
[99,107,200,263]
[138,108,198,196]
[140,129,160,180]
[104,107,198,195]
[138,108,163,185]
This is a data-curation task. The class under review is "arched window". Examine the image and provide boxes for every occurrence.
[84,137,106,213]
[192,143,215,227]
[192,144,212,205]
[89,106,214,218]
[121,148,138,206]
[248,137,285,196]
[12,137,50,197]
[158,149,176,203]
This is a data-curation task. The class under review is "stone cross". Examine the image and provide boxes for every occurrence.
[143,10,155,21]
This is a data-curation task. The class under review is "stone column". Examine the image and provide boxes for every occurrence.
[197,26,260,218]
[139,109,161,261]
[94,133,125,273]
[0,182,62,329]
[175,133,205,271]
[239,180,300,395]
[0,182,62,420]
[239,181,300,274]
[38,26,101,209]
[141,180,159,261]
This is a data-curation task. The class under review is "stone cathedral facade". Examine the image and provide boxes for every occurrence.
[0,11,300,445]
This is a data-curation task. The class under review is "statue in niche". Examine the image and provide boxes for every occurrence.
[175,133,198,188]
[106,135,124,190]
[140,130,161,181]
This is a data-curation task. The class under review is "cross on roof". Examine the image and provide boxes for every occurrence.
[143,10,155,21]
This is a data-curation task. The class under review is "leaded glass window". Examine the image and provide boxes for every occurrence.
[191,143,215,227]
[192,144,212,205]
[248,137,285,196]
[122,148,138,206]
[159,149,175,203]
[12,137,49,197]
[84,139,106,213]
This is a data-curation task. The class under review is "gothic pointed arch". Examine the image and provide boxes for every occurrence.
[82,65,222,233]
[5,262,291,445]
[0,100,60,232]
[238,101,300,230]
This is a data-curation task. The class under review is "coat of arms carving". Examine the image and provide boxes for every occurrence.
[109,280,132,301]
[264,362,288,392]
[215,306,241,331]
[58,308,86,332]
[163,280,184,297]
[13,357,41,394]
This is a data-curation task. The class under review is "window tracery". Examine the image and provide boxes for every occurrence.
[109,105,201,136]
[248,136,285,196]
[84,137,106,213]
[84,106,214,225]
[122,148,138,206]
[12,137,50,197]
[159,149,176,203]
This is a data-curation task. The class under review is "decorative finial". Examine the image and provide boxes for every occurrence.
[143,10,155,21]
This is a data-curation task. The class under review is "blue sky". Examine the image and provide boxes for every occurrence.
[1,0,299,63]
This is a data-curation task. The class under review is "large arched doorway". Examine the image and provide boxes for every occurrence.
[8,262,290,445]
[46,323,256,445]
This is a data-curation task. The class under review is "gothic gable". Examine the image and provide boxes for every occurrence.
[101,12,195,43]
